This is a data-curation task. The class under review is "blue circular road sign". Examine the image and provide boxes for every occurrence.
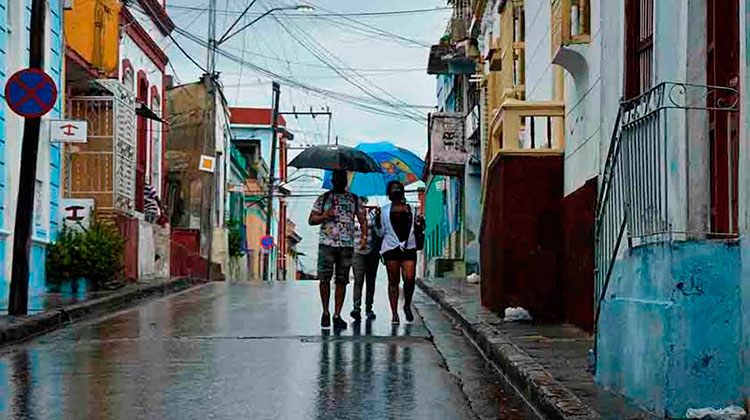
[261,235,274,250]
[4,68,57,118]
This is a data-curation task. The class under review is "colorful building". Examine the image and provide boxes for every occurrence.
[63,0,173,280]
[446,0,750,414]
[228,107,293,281]
[0,0,65,305]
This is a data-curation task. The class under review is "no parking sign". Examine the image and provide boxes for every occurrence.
[261,235,274,250]
[4,68,58,117]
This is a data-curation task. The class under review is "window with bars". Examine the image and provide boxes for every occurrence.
[625,0,654,99]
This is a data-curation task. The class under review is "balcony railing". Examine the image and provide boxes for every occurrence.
[488,99,565,159]
[551,0,591,59]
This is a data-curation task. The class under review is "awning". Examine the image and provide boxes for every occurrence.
[136,102,166,123]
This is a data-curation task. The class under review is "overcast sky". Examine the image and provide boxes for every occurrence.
[167,0,451,270]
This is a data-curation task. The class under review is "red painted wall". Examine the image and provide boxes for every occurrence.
[116,215,139,281]
[170,229,208,279]
[480,153,564,321]
[561,177,597,332]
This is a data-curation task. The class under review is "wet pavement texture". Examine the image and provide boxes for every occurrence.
[0,281,537,419]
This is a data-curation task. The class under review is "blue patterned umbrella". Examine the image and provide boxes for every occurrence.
[322,142,425,197]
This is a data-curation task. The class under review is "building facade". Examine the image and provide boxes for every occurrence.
[447,0,750,415]
[228,107,292,281]
[0,0,65,303]
[166,78,231,279]
[63,0,172,280]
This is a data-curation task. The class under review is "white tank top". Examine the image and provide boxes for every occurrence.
[380,203,416,254]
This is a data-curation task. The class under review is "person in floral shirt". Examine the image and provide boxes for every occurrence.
[309,170,367,329]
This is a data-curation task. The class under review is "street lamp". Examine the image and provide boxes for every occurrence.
[218,4,315,46]
[208,3,314,75]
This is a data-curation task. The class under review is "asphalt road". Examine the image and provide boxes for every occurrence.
[0,280,539,419]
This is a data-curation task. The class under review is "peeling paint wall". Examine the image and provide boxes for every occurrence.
[598,241,746,417]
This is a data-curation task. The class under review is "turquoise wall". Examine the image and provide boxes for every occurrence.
[597,241,747,417]
[0,0,64,305]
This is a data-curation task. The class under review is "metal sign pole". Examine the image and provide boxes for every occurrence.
[8,0,47,315]
[263,82,281,282]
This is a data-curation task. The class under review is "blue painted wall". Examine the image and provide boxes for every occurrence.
[0,0,64,308]
[0,0,9,285]
[597,241,747,417]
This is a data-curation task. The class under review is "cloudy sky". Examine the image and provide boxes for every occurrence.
[166,0,452,270]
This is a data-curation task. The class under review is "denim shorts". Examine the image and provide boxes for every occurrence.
[317,245,354,285]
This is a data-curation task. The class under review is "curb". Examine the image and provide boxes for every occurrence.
[417,278,599,420]
[0,277,210,348]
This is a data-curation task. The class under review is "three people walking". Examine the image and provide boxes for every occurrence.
[310,173,422,329]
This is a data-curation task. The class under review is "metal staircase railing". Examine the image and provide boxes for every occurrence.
[593,81,740,334]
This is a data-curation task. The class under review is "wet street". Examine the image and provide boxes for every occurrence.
[0,280,539,419]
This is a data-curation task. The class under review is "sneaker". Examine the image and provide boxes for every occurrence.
[333,315,347,329]
[366,310,377,320]
[391,314,400,325]
[404,306,414,323]
[321,313,331,328]
[350,309,362,322]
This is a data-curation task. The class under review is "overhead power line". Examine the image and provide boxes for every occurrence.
[166,5,452,17]
[171,25,428,124]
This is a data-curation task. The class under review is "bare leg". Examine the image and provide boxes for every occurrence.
[402,260,416,322]
[386,261,402,323]
[320,282,330,315]
[334,283,347,317]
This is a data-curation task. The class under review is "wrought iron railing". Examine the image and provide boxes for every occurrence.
[594,82,739,325]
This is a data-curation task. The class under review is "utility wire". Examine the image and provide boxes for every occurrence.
[166,4,452,17]
[272,14,424,122]
[172,25,427,124]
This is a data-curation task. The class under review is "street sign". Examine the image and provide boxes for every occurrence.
[50,120,87,143]
[199,155,216,173]
[261,235,274,250]
[62,199,94,230]
[4,68,58,117]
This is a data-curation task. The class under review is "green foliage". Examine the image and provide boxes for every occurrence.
[46,222,126,289]
[46,226,81,285]
[226,219,245,259]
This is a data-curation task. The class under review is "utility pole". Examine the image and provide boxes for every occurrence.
[263,82,281,282]
[206,0,217,76]
[9,0,46,316]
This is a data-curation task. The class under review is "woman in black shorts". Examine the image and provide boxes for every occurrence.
[380,181,418,324]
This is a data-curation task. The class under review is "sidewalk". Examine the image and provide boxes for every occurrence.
[418,277,658,420]
[0,277,209,347]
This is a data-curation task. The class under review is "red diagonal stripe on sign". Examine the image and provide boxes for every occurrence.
[14,77,47,108]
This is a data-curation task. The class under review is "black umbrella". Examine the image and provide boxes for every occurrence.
[288,144,381,173]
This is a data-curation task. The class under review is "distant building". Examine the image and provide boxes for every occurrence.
[166,77,231,279]
[229,107,293,281]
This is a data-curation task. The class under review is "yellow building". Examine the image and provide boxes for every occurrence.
[64,0,121,75]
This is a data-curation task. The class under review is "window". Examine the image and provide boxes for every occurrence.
[150,90,161,193]
[625,0,654,98]
[122,60,134,92]
[135,71,149,213]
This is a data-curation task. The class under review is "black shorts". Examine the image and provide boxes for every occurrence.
[382,248,417,262]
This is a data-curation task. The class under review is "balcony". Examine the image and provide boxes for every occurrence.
[550,0,591,61]
[487,99,565,163]
[480,99,566,323]
[427,41,479,75]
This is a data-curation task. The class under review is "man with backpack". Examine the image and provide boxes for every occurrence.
[350,197,383,322]
[309,170,367,329]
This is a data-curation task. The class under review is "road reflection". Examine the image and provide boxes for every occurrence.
[315,319,416,419]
